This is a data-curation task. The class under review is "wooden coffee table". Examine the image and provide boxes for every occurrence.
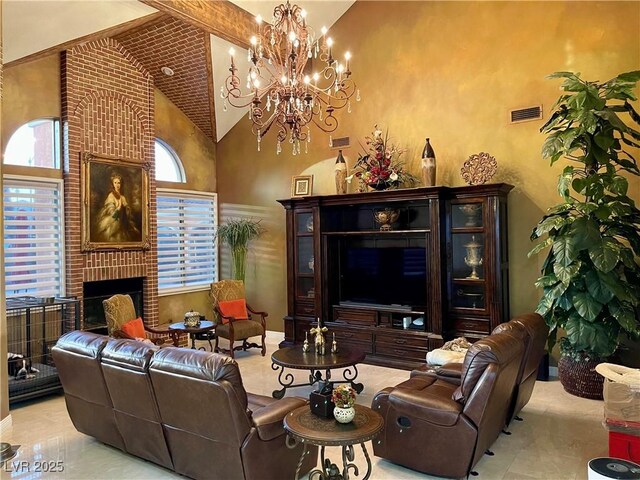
[271,346,366,399]
[284,404,383,480]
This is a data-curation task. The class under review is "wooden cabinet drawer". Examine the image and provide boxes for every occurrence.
[339,339,373,355]
[375,332,429,349]
[454,318,490,334]
[295,302,315,318]
[330,325,373,344]
[294,319,312,343]
[333,307,376,326]
[375,344,427,362]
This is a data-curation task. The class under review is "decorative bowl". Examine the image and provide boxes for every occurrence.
[373,208,400,231]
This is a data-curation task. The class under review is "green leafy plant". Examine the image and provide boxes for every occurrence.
[529,70,640,361]
[216,219,264,282]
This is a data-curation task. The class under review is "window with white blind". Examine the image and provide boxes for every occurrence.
[157,189,217,294]
[3,176,65,298]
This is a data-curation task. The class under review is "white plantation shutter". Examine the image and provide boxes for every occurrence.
[157,189,217,293]
[3,176,65,297]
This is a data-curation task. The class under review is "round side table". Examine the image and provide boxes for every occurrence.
[284,404,383,480]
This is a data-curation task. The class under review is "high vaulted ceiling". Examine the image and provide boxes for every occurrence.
[2,0,355,142]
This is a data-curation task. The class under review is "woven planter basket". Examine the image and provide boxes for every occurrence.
[558,355,604,400]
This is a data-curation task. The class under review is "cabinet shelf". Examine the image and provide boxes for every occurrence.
[323,229,430,236]
[296,232,314,237]
[451,227,485,234]
[453,278,485,284]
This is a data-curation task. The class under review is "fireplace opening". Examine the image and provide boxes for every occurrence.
[83,277,144,332]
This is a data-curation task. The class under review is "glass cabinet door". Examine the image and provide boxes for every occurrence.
[450,202,487,311]
[295,212,316,300]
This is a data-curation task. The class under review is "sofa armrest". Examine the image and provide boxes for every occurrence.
[389,386,462,427]
[410,363,463,386]
[251,396,308,441]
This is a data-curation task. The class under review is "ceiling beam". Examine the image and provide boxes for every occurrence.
[138,0,255,49]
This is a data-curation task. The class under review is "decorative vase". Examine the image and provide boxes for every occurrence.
[558,354,604,400]
[367,181,397,191]
[334,150,348,194]
[421,137,436,186]
[333,405,355,423]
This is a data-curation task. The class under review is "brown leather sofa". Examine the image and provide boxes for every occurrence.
[371,329,525,478]
[411,313,548,425]
[52,331,316,480]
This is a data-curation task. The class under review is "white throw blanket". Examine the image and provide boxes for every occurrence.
[425,337,471,366]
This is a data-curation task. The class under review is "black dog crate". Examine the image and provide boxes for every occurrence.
[6,296,80,404]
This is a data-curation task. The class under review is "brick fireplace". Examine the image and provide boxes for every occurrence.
[61,38,159,328]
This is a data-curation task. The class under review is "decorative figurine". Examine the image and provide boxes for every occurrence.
[331,332,338,353]
[310,321,328,356]
[302,331,310,353]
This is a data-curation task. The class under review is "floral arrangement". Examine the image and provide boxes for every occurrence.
[348,125,418,191]
[331,383,357,408]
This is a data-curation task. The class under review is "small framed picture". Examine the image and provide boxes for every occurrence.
[291,175,313,197]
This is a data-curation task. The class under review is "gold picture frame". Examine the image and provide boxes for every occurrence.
[81,153,150,251]
[291,175,313,197]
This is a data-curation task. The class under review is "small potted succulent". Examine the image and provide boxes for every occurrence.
[331,384,357,423]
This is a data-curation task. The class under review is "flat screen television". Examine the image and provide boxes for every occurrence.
[340,246,427,307]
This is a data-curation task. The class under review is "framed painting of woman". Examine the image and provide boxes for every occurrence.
[81,153,150,251]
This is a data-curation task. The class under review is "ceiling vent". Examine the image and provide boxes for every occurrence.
[330,136,350,149]
[510,105,542,123]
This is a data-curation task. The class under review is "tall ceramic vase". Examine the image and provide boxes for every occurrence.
[421,138,436,186]
[334,150,348,194]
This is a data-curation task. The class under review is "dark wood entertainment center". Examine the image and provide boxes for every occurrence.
[278,183,512,369]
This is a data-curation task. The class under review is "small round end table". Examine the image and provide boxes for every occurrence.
[284,404,383,480]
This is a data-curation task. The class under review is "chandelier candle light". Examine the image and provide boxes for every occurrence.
[221,1,360,155]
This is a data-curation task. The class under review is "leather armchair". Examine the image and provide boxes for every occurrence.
[52,332,316,480]
[411,313,548,425]
[102,294,174,345]
[372,330,524,478]
[209,280,267,358]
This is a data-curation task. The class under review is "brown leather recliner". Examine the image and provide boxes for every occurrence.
[371,330,524,478]
[411,313,548,425]
[52,331,316,480]
[505,313,548,422]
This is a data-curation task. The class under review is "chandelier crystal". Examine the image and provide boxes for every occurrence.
[221,1,359,155]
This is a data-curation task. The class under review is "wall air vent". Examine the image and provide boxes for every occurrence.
[330,136,350,149]
[510,105,543,124]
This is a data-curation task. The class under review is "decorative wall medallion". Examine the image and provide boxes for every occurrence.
[460,152,497,185]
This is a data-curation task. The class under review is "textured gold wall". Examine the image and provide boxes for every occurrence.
[155,89,217,323]
[1,0,8,422]
[216,1,640,332]
[1,55,60,148]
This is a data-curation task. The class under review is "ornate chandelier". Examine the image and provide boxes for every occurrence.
[221,1,359,155]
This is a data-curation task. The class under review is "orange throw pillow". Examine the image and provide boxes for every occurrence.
[218,299,249,324]
[121,317,146,339]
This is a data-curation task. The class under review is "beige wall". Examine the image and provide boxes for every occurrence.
[155,89,217,324]
[216,1,640,332]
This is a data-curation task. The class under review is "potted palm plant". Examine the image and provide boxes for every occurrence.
[216,219,264,282]
[530,70,640,399]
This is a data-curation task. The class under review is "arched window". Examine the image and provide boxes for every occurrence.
[4,118,60,169]
[155,139,185,182]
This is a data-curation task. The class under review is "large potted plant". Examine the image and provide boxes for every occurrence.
[216,219,264,282]
[530,70,640,399]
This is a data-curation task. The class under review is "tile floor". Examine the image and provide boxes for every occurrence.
[1,332,609,479]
